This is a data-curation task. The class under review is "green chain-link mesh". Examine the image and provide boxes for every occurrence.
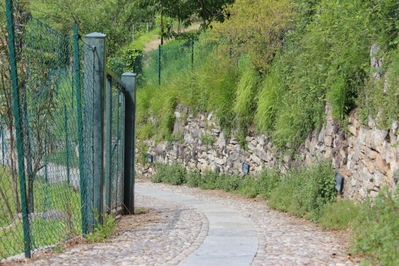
[1,1,128,260]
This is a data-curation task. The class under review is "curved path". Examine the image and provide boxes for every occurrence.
[7,180,357,265]
[135,181,357,266]
[136,185,258,266]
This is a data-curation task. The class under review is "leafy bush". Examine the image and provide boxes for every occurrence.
[187,170,202,187]
[199,171,219,190]
[255,168,282,199]
[152,163,187,185]
[216,174,241,193]
[268,162,336,220]
[255,65,285,133]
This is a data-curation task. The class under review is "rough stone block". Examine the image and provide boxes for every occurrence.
[250,154,262,165]
[376,154,390,174]
[248,142,256,151]
[305,154,313,166]
[324,135,333,147]
[348,125,357,136]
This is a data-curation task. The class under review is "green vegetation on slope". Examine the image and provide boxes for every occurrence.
[136,0,399,151]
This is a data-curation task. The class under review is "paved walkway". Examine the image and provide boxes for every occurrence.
[137,185,257,266]
[9,180,357,265]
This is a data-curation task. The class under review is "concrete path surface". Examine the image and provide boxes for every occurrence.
[136,185,258,266]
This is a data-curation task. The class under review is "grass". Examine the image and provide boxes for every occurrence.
[0,166,82,260]
[86,213,115,243]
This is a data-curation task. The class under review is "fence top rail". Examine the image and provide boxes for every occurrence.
[105,66,126,93]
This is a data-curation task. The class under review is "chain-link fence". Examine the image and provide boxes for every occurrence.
[1,0,135,260]
[134,39,216,87]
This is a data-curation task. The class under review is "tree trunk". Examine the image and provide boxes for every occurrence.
[161,13,164,45]
[9,124,21,214]
[0,185,14,223]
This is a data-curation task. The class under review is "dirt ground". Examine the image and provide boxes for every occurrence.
[0,206,161,265]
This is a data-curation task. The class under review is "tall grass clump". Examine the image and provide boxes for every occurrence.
[233,57,261,144]
[268,161,336,220]
[317,199,360,230]
[255,64,285,133]
[351,188,399,265]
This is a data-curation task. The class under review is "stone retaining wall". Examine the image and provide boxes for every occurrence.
[136,104,399,200]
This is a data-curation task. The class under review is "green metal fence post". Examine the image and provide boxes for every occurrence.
[84,32,106,229]
[5,0,31,258]
[191,39,194,69]
[64,104,70,185]
[118,90,125,209]
[104,77,112,212]
[158,45,161,85]
[121,72,136,214]
[74,25,87,234]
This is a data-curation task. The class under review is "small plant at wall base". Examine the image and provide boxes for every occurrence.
[351,187,399,265]
[152,163,187,185]
[86,213,116,243]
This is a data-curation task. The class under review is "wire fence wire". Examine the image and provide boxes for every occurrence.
[1,1,130,260]
[134,39,216,87]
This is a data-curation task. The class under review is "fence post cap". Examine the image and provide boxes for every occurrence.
[85,32,106,38]
[122,72,137,77]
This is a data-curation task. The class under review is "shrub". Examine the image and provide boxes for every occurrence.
[152,163,187,185]
[187,170,202,187]
[199,171,219,190]
[352,188,399,265]
[216,174,241,192]
[256,168,282,199]
[236,177,258,198]
[268,162,336,220]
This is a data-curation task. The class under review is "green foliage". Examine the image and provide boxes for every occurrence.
[137,0,234,29]
[255,65,284,132]
[200,134,214,146]
[86,213,116,243]
[358,46,399,129]
[186,170,202,188]
[234,57,261,145]
[317,199,360,230]
[199,171,219,190]
[268,162,336,220]
[255,168,282,199]
[135,141,149,165]
[216,174,241,193]
[0,166,81,258]
[351,188,399,265]
[210,0,293,72]
[152,163,187,185]
[29,0,152,56]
